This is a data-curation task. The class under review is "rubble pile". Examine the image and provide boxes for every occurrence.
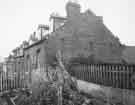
[13,82,115,105]
[13,51,112,105]
[0,74,122,105]
[0,51,124,105]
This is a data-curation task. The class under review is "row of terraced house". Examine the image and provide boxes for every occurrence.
[1,1,135,92]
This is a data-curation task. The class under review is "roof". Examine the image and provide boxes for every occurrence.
[50,15,67,21]
[24,38,46,50]
[14,55,24,59]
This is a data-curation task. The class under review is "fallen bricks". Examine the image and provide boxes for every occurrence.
[0,51,125,105]
[0,76,122,105]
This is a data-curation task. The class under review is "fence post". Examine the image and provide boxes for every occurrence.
[126,65,129,89]
[83,64,85,81]
[87,64,89,82]
[103,64,105,85]
[98,64,101,84]
[94,64,97,83]
[87,64,89,81]
[11,64,13,89]
[109,65,112,86]
[89,64,91,82]
[90,64,92,82]
[84,64,86,81]
[0,73,2,92]
[18,63,19,89]
[96,64,98,84]
[89,64,92,82]
[2,73,4,91]
[106,64,109,86]
[130,65,134,89]
[79,64,81,80]
[13,63,15,89]
[94,64,96,84]
[115,65,118,88]
[97,64,99,84]
[80,64,82,80]
[123,66,126,89]
[119,65,122,88]
[112,65,115,88]
[85,64,87,81]
[93,64,95,83]
[82,64,83,80]
[5,72,7,91]
[104,64,107,86]
[20,62,21,88]
[100,64,106,85]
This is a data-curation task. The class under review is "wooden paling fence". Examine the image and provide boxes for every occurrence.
[0,61,26,94]
[0,63,49,94]
[68,63,135,89]
[1,61,135,94]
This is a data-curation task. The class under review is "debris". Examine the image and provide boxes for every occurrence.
[0,51,125,105]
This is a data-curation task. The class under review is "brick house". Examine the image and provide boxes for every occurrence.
[47,1,125,64]
[23,1,135,70]
[24,38,47,72]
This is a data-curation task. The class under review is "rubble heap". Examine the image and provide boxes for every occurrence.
[0,51,123,105]
[14,51,111,105]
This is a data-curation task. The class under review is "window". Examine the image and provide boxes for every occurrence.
[26,55,30,72]
[36,49,40,69]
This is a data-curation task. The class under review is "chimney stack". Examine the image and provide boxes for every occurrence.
[38,24,49,40]
[66,1,81,18]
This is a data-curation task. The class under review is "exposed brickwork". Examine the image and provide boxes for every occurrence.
[50,1,124,64]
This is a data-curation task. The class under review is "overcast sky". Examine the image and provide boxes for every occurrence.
[0,0,133,58]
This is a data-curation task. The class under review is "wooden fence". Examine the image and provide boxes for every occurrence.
[0,61,26,93]
[68,63,135,89]
[0,63,49,94]
[1,61,135,94]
